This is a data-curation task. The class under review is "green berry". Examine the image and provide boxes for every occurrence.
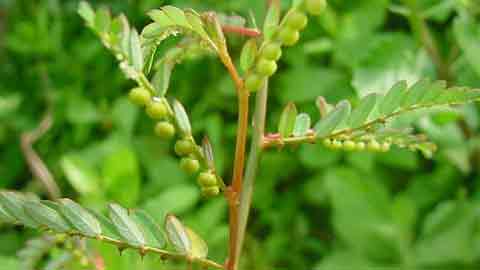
[154,121,175,139]
[305,0,327,16]
[323,138,333,148]
[278,27,300,46]
[128,87,151,106]
[367,140,381,152]
[262,43,282,61]
[146,100,168,120]
[202,186,220,197]
[380,142,391,152]
[197,172,217,187]
[180,158,200,175]
[343,140,356,151]
[331,140,343,150]
[174,139,195,156]
[355,141,366,151]
[256,59,278,77]
[286,11,308,30]
[245,73,264,92]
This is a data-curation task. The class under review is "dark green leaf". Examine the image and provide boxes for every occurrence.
[172,99,192,136]
[314,100,351,137]
[58,199,101,237]
[348,93,378,128]
[278,102,297,137]
[293,113,311,137]
[23,201,71,232]
[108,203,145,247]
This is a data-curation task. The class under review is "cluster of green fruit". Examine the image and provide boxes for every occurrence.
[128,87,220,197]
[245,0,327,92]
[323,138,391,152]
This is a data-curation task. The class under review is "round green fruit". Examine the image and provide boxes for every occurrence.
[174,139,195,156]
[146,100,168,120]
[278,27,300,46]
[331,140,343,150]
[197,172,217,187]
[355,141,366,151]
[381,142,391,152]
[154,121,175,139]
[262,43,282,61]
[323,138,333,148]
[286,11,308,30]
[128,87,151,106]
[245,73,264,92]
[367,140,381,152]
[256,59,278,77]
[305,0,327,16]
[180,158,200,175]
[343,140,356,151]
[202,186,220,197]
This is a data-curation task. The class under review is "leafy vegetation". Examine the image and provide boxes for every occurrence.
[1,0,480,270]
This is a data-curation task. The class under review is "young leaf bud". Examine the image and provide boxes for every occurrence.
[245,73,264,92]
[367,140,381,152]
[256,59,278,77]
[180,157,200,175]
[146,100,168,120]
[343,140,356,151]
[197,172,217,187]
[286,11,308,30]
[278,27,300,46]
[128,87,151,106]
[305,0,327,16]
[202,186,220,197]
[355,141,366,151]
[174,139,196,156]
[262,43,282,61]
[154,121,175,139]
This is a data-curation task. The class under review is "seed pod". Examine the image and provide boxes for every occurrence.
[367,140,381,152]
[304,0,327,16]
[256,59,278,77]
[286,11,308,30]
[355,141,366,151]
[262,43,282,61]
[202,186,220,197]
[245,73,264,92]
[146,100,168,120]
[154,121,175,139]
[174,139,196,156]
[197,172,217,187]
[128,87,151,106]
[179,158,200,175]
[343,140,356,151]
[278,27,300,46]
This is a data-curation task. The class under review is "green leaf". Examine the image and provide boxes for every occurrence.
[87,210,122,241]
[148,10,175,27]
[378,80,408,115]
[161,6,191,29]
[402,79,430,107]
[263,2,280,40]
[94,7,111,34]
[0,204,16,224]
[314,100,351,137]
[185,227,208,259]
[23,202,71,232]
[60,155,100,195]
[454,16,480,77]
[240,39,257,72]
[108,203,146,247]
[202,137,216,171]
[172,99,192,136]
[58,199,101,237]
[129,29,143,71]
[132,210,166,249]
[165,214,191,254]
[152,57,176,96]
[184,11,210,42]
[78,1,95,26]
[293,113,311,137]
[348,93,378,128]
[0,192,39,228]
[278,102,297,138]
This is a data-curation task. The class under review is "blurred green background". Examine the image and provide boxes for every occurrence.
[1,0,480,269]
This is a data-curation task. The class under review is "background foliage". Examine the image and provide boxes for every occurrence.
[1,0,480,269]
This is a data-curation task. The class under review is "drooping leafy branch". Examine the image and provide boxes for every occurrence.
[264,79,480,158]
[0,191,223,269]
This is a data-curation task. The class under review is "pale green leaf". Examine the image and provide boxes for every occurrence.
[78,1,95,26]
[278,102,297,138]
[129,29,143,71]
[87,210,122,241]
[315,100,351,137]
[454,16,480,77]
[403,79,430,107]
[108,203,146,247]
[185,227,208,259]
[94,7,111,33]
[240,39,257,72]
[162,6,191,29]
[378,80,408,115]
[59,199,101,237]
[0,192,39,228]
[132,210,166,248]
[23,201,71,232]
[263,2,280,40]
[173,99,192,136]
[165,214,191,254]
[60,155,100,195]
[148,10,175,27]
[0,204,16,224]
[293,113,311,137]
[348,93,378,128]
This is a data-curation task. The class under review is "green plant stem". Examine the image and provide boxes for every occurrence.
[403,0,450,82]
[231,82,269,270]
